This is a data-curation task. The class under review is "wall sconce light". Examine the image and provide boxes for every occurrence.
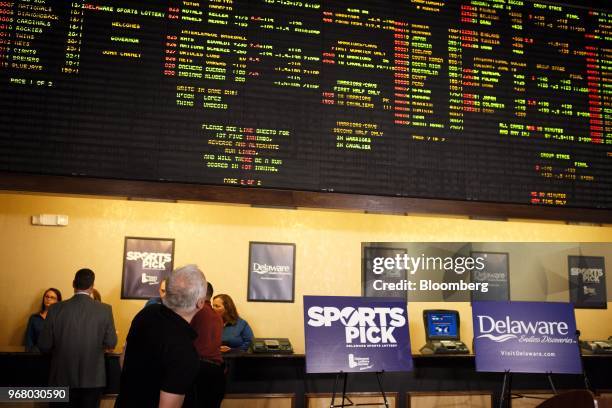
[31,214,69,226]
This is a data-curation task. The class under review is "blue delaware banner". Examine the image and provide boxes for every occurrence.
[303,296,413,374]
[472,301,582,374]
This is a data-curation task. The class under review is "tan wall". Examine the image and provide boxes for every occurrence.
[1,191,612,354]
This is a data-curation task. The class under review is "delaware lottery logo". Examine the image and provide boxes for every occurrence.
[307,306,406,344]
[475,314,574,344]
[348,354,373,370]
[141,273,159,285]
[252,263,291,275]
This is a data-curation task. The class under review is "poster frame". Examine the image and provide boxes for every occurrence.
[121,236,175,300]
[470,251,510,302]
[247,241,296,303]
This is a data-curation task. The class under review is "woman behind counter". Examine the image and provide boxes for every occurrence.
[212,294,254,352]
[24,288,62,352]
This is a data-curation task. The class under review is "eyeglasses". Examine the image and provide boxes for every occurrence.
[44,295,58,300]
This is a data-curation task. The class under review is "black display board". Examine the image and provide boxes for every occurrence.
[362,246,408,300]
[1,0,611,210]
[568,255,607,309]
[470,251,510,302]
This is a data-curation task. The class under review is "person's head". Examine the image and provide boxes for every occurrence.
[73,268,95,292]
[91,288,101,302]
[163,264,207,319]
[159,278,167,299]
[213,294,239,325]
[205,282,213,301]
[41,288,62,312]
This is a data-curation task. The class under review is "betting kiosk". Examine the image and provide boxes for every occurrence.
[419,310,469,354]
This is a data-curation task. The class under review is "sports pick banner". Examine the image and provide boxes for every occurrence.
[121,237,174,299]
[303,296,413,373]
[568,256,607,309]
[472,301,581,374]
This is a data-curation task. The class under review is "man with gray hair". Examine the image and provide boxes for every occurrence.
[116,265,207,408]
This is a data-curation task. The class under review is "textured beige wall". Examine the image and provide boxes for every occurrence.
[1,191,611,354]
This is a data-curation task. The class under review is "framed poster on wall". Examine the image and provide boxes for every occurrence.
[121,237,175,299]
[248,242,296,302]
[362,246,408,300]
[470,251,510,302]
[568,255,607,309]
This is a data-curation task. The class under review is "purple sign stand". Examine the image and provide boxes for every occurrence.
[472,301,582,408]
[304,296,413,407]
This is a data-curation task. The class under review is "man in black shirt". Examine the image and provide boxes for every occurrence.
[115,264,208,408]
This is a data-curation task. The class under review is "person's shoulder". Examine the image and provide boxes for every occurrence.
[209,306,223,323]
[47,299,66,312]
[96,301,115,317]
[144,297,161,307]
[79,295,108,310]
[190,306,206,322]
[204,303,220,318]
[192,304,220,324]
[60,295,81,306]
[27,313,42,324]
[133,303,164,325]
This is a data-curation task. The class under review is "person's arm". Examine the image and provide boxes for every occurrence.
[239,320,254,351]
[103,305,118,350]
[119,343,126,369]
[158,391,184,408]
[160,343,199,406]
[37,310,54,353]
[24,316,37,352]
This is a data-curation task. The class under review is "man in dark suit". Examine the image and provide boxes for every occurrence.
[39,268,117,408]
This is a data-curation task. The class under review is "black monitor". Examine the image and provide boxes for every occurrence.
[423,310,460,341]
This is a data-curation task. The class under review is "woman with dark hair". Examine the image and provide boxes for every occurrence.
[212,294,254,352]
[25,288,62,352]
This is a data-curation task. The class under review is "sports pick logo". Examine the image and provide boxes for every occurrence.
[127,251,172,270]
[570,267,604,283]
[307,306,405,344]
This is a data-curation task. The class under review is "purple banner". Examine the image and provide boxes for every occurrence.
[304,296,413,374]
[472,301,582,374]
[121,237,174,299]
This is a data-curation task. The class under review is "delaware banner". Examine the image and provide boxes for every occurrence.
[248,242,295,302]
[121,237,174,299]
[304,296,413,373]
[472,301,581,374]
[470,252,510,302]
[568,255,607,309]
